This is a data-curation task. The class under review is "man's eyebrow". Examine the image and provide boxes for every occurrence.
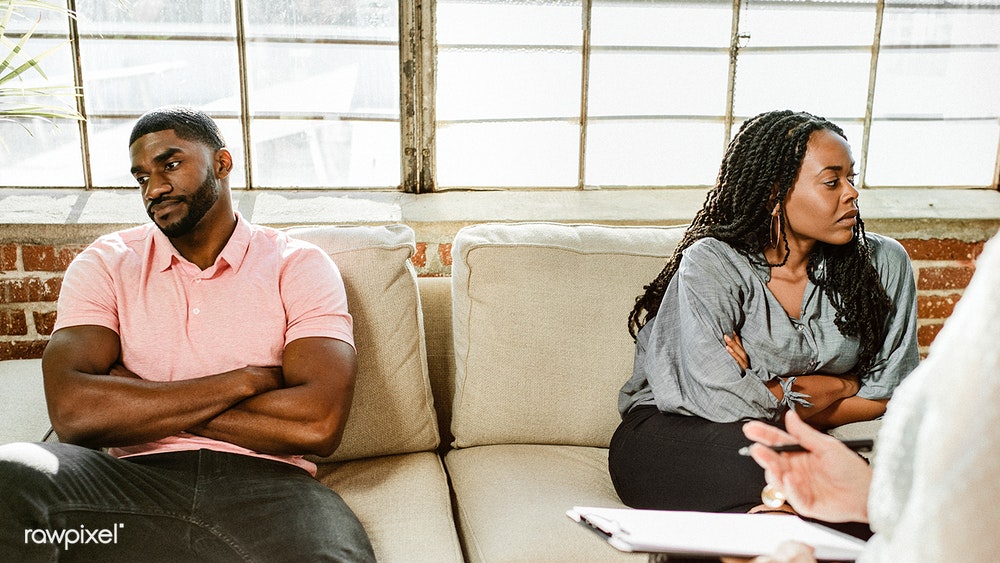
[131,147,182,175]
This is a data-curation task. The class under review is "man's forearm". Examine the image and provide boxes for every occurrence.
[188,337,358,458]
[189,381,352,457]
[47,365,282,449]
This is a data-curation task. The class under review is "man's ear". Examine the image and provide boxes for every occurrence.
[214,148,233,179]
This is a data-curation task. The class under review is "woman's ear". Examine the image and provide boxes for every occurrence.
[214,148,233,179]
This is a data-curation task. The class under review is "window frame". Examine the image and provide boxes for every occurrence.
[13,0,1000,192]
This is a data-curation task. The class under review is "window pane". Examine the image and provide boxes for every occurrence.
[0,5,81,188]
[80,40,241,115]
[866,120,998,186]
[0,119,83,187]
[436,0,582,188]
[740,1,876,47]
[734,52,872,119]
[243,0,397,41]
[438,50,582,121]
[78,1,233,32]
[250,120,400,187]
[734,1,875,120]
[591,1,732,48]
[437,1,582,45]
[588,53,729,117]
[585,120,724,187]
[437,121,579,187]
[869,2,1000,186]
[85,118,245,188]
[243,0,400,188]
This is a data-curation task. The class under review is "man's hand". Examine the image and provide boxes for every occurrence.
[187,337,357,457]
[742,410,872,523]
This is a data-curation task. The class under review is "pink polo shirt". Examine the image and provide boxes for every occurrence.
[53,213,354,475]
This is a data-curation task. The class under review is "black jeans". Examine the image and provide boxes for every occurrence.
[608,405,766,513]
[0,442,375,562]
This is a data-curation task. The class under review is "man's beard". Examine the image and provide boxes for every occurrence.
[147,168,219,238]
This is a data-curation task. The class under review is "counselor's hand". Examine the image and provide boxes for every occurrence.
[742,410,872,523]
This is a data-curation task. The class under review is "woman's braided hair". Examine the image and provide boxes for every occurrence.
[628,110,891,376]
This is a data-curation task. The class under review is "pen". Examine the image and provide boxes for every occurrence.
[738,438,874,456]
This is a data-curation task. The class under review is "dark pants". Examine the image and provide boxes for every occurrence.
[0,442,375,562]
[609,405,766,513]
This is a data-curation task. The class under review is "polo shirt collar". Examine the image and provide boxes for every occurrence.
[150,212,252,274]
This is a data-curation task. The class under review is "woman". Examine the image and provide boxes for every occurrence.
[608,110,919,514]
[743,229,1000,562]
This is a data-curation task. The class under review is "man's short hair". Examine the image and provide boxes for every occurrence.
[129,106,226,150]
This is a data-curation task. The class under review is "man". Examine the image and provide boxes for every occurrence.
[0,106,375,561]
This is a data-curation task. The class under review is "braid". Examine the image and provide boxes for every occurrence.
[628,110,891,376]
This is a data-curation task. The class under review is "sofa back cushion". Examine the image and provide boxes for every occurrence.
[285,225,439,462]
[450,222,685,449]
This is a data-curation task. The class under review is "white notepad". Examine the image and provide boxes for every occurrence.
[567,506,866,561]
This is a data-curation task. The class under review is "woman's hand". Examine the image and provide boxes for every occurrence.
[725,333,750,370]
[742,410,872,523]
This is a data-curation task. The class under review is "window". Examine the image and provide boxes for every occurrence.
[0,0,997,191]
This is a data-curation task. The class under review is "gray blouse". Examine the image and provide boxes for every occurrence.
[619,233,919,423]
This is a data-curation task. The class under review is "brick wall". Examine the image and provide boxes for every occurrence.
[0,237,983,361]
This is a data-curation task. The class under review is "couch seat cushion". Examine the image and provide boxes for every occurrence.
[316,451,462,563]
[445,444,646,563]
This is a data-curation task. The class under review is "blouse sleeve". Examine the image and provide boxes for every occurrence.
[857,234,920,399]
[640,239,783,423]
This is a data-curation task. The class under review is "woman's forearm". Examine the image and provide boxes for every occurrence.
[767,374,860,417]
[802,396,888,430]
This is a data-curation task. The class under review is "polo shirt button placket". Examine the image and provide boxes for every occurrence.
[192,277,203,316]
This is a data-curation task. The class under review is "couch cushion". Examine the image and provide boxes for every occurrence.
[285,225,438,462]
[451,222,685,448]
[445,444,645,563]
[316,451,463,563]
[418,276,457,450]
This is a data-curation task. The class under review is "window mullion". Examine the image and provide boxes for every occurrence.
[723,0,743,149]
[578,0,592,190]
[859,0,884,190]
[65,0,91,190]
[993,138,1000,191]
[419,0,437,193]
[234,0,254,189]
[400,0,434,193]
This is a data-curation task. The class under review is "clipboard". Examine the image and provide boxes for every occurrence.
[567,506,866,561]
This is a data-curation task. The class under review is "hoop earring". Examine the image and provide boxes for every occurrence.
[769,213,780,249]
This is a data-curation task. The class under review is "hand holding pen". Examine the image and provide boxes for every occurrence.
[741,410,873,524]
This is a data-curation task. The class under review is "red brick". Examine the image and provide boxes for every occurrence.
[22,244,84,272]
[33,310,58,336]
[0,244,18,271]
[0,277,63,304]
[917,323,943,347]
[411,242,428,268]
[917,266,975,290]
[0,310,28,336]
[0,339,48,360]
[917,293,962,319]
[899,238,985,261]
[438,243,452,267]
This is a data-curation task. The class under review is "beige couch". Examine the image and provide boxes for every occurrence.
[0,222,874,562]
